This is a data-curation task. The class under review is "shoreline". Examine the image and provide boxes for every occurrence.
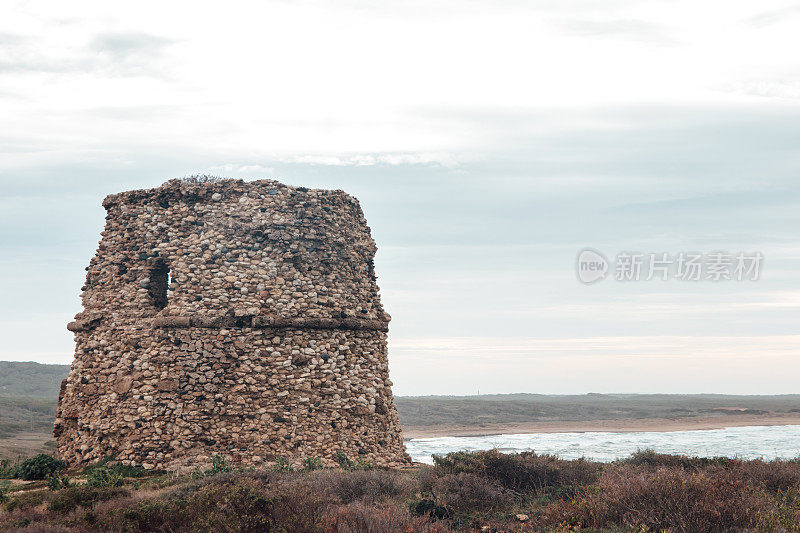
[402,414,800,440]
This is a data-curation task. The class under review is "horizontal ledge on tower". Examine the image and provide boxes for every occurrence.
[152,315,389,332]
[67,317,102,332]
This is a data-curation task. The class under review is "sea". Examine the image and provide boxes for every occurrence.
[405,424,800,464]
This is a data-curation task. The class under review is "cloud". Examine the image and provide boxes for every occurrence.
[0,33,87,74]
[209,163,276,174]
[90,32,171,58]
[0,30,172,77]
[744,3,800,27]
[388,335,800,394]
[723,78,800,100]
[0,32,24,45]
[283,152,460,167]
[557,18,677,44]
[391,334,800,359]
[88,32,173,76]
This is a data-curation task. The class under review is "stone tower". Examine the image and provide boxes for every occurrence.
[55,178,409,470]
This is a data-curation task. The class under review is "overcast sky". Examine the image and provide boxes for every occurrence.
[2,0,799,395]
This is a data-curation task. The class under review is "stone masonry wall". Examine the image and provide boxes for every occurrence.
[54,178,409,470]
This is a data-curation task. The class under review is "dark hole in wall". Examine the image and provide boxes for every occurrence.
[234,315,253,328]
[149,259,170,309]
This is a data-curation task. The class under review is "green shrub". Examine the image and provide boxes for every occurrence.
[302,456,324,472]
[206,455,232,476]
[15,454,66,480]
[270,456,294,472]
[3,490,48,512]
[335,451,356,470]
[111,463,149,478]
[0,458,18,479]
[0,485,6,504]
[191,455,235,478]
[87,466,125,488]
[356,460,375,471]
[332,452,374,471]
[82,454,116,474]
[47,473,73,491]
[84,455,150,479]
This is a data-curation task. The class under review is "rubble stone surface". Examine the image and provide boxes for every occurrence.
[54,178,409,470]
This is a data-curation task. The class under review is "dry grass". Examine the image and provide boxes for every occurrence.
[3,450,800,532]
[542,465,774,532]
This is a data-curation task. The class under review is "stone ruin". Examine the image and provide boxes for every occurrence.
[54,178,410,470]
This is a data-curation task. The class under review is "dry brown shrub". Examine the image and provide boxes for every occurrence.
[432,473,512,514]
[4,525,71,533]
[622,450,800,493]
[308,469,411,504]
[95,477,333,532]
[432,449,600,493]
[731,458,800,493]
[543,464,776,533]
[320,501,451,533]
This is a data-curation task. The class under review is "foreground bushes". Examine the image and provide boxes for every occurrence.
[545,465,775,532]
[621,448,800,490]
[432,449,601,493]
[93,475,440,533]
[3,449,800,532]
[321,502,448,532]
[431,473,512,513]
[116,478,332,532]
[86,467,125,488]
[0,460,16,479]
[49,485,130,514]
[12,454,66,481]
[307,469,409,504]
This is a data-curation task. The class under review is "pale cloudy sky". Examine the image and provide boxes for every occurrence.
[1,0,799,395]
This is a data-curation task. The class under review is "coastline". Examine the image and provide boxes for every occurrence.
[402,414,800,440]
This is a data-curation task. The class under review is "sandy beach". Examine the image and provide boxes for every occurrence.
[402,414,800,439]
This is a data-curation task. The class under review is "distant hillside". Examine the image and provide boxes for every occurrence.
[395,393,800,427]
[0,361,69,443]
[0,361,69,399]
